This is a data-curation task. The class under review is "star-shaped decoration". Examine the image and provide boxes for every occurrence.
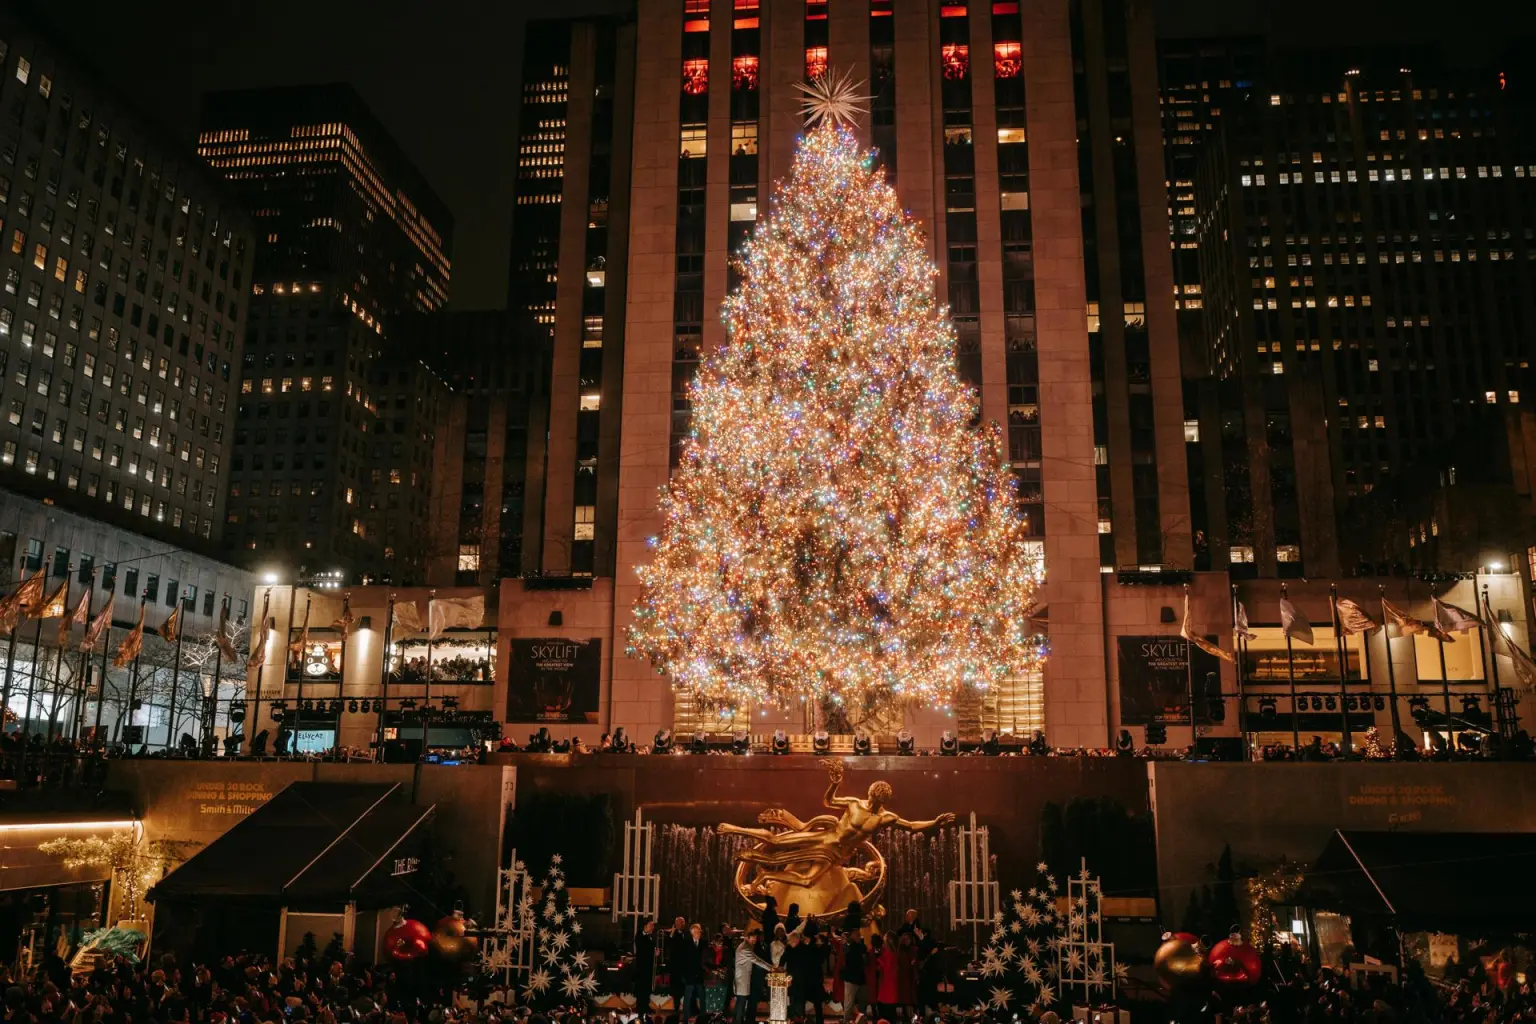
[552,877,565,891]
[793,69,870,127]
[526,968,551,995]
[991,928,1005,943]
[581,973,598,994]
[1044,961,1059,978]
[1065,950,1084,973]
[998,941,1017,963]
[571,920,583,935]
[537,926,550,942]
[1020,906,1041,928]
[514,860,526,872]
[551,853,563,864]
[561,974,585,999]
[1036,861,1049,874]
[1021,962,1042,988]
[1026,938,1041,957]
[986,986,1013,1011]
[980,957,1004,979]
[542,946,563,966]
[1008,921,1022,934]
[1113,962,1129,982]
[1009,888,1023,902]
[572,951,590,970]
[551,930,571,951]
[993,910,1005,923]
[1078,865,1091,880]
[1087,965,1106,988]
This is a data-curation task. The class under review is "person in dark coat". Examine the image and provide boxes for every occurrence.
[838,930,867,1023]
[633,919,657,1022]
[786,932,824,1024]
[676,923,708,1023]
[665,917,690,1020]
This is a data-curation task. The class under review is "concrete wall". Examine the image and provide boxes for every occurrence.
[1148,761,1536,923]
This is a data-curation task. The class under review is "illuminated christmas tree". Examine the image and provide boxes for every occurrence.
[525,854,596,1008]
[628,75,1045,717]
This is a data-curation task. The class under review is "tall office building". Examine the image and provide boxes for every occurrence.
[389,310,549,586]
[510,20,636,579]
[0,8,251,548]
[197,85,454,581]
[1188,52,1536,579]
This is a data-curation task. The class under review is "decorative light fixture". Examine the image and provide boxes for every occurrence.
[653,729,674,755]
[771,729,791,755]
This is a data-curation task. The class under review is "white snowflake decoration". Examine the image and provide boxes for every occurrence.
[794,69,871,127]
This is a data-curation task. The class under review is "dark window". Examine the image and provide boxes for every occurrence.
[52,547,70,576]
[144,573,159,602]
[165,578,179,607]
[77,554,94,584]
[124,567,139,595]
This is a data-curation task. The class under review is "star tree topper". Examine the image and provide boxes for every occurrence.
[794,69,870,127]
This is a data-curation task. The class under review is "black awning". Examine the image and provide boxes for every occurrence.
[1312,830,1536,933]
[148,782,434,909]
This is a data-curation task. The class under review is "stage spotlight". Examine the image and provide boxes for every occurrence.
[443,695,460,710]
[270,701,288,722]
[896,730,916,756]
[812,729,831,754]
[939,730,959,756]
[400,697,418,711]
[653,729,674,754]
[1374,696,1386,712]
[980,729,1001,756]
[329,699,344,714]
[611,727,631,752]
[771,729,791,755]
[1461,695,1482,714]
[1257,697,1277,719]
[689,734,708,755]
[852,734,873,756]
[348,699,359,714]
[731,730,750,755]
[1325,696,1337,712]
[228,700,246,723]
[551,737,571,753]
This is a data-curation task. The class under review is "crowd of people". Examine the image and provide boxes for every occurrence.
[636,904,948,1024]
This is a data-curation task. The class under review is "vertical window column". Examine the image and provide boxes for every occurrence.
[673,0,712,468]
[940,3,980,393]
[868,0,897,180]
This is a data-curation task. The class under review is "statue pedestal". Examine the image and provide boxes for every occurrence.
[767,972,792,1023]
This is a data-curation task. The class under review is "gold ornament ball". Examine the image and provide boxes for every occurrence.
[1153,936,1205,990]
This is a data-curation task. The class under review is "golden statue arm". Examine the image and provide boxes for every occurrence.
[893,812,957,832]
[819,757,856,811]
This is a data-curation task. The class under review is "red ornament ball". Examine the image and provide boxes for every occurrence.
[384,919,432,962]
[1207,937,1263,988]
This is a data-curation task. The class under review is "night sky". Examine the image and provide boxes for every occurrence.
[27,0,1531,312]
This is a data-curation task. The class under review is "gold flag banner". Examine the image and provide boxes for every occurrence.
[1482,595,1536,690]
[330,595,355,637]
[58,587,91,648]
[247,628,270,668]
[1280,598,1314,646]
[428,595,485,640]
[2,568,47,622]
[1382,599,1432,637]
[1234,601,1256,641]
[112,604,146,668]
[82,594,115,652]
[215,604,238,661]
[1181,593,1234,663]
[392,599,426,635]
[157,605,180,643]
[1335,598,1380,635]
[1433,597,1480,635]
[38,581,69,620]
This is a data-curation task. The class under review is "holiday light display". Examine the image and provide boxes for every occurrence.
[627,81,1045,716]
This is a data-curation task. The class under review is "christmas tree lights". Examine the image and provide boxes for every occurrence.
[627,117,1045,717]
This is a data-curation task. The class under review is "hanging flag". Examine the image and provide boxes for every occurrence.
[428,594,485,640]
[215,602,238,661]
[1234,602,1256,641]
[288,599,312,654]
[112,603,146,668]
[1433,596,1480,634]
[0,568,48,634]
[82,594,115,652]
[393,598,424,635]
[1482,593,1536,690]
[38,580,69,620]
[58,587,90,648]
[157,604,181,643]
[1335,598,1380,635]
[248,590,273,668]
[1280,598,1314,646]
[1382,599,1433,637]
[330,594,356,638]
[1181,593,1234,663]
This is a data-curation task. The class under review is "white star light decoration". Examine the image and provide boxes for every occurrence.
[793,69,871,127]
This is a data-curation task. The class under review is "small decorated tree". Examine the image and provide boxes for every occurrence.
[979,862,1062,1017]
[525,854,597,1008]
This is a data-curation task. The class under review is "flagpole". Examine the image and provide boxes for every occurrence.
[1483,583,1505,739]
[206,597,225,756]
[122,595,147,749]
[1330,584,1353,755]
[425,588,437,709]
[44,571,70,740]
[251,588,274,753]
[1183,585,1197,747]
[377,595,396,760]
[21,556,55,739]
[72,571,96,744]
[1281,583,1300,754]
[1232,584,1248,751]
[0,562,18,731]
[93,610,112,744]
[338,592,351,716]
[1378,585,1403,752]
[1434,602,1454,751]
[293,596,312,753]
[165,593,185,752]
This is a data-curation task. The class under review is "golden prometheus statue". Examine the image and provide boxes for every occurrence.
[719,757,955,921]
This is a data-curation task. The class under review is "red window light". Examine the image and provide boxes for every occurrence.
[940,3,967,17]
[684,18,709,31]
[991,1,1018,11]
[994,41,1021,78]
[733,0,758,8]
[684,0,709,11]
[682,58,709,94]
[806,0,828,18]
[942,43,970,80]
[733,15,759,27]
[805,46,828,80]
[733,55,760,91]
[870,0,893,14]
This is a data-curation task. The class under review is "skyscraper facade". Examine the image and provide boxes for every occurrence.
[510,20,636,580]
[0,8,251,548]
[197,85,454,581]
[1188,52,1536,579]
